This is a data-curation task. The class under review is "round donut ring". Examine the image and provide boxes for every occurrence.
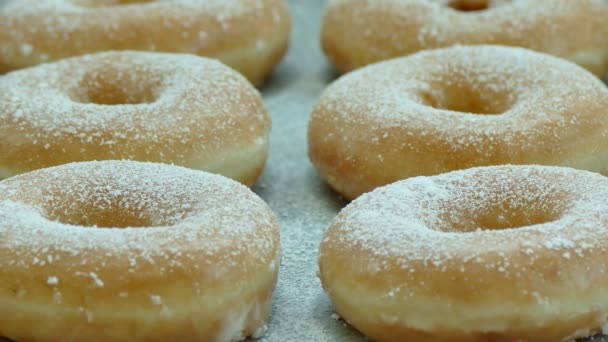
[0,0,291,85]
[319,164,608,342]
[0,160,281,342]
[308,45,608,199]
[321,0,608,77]
[0,51,270,186]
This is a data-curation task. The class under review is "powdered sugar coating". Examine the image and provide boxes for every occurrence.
[1,0,271,39]
[327,0,595,46]
[0,160,280,341]
[319,165,608,340]
[323,165,608,271]
[308,45,608,198]
[0,160,279,276]
[0,0,291,84]
[0,0,271,50]
[322,0,608,75]
[319,45,606,133]
[5,0,262,14]
[0,51,269,181]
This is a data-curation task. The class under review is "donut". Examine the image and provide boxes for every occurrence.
[0,160,281,342]
[0,51,270,186]
[321,0,608,77]
[319,164,608,342]
[308,45,608,199]
[0,0,291,86]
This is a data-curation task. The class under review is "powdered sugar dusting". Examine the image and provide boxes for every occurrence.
[0,51,268,176]
[252,324,268,338]
[47,276,59,286]
[0,0,289,75]
[3,0,269,31]
[319,166,608,340]
[319,44,606,127]
[310,45,608,197]
[149,294,162,305]
[2,0,271,35]
[0,160,279,294]
[88,272,104,288]
[324,0,608,73]
[323,165,608,277]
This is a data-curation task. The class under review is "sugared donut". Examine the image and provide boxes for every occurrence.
[322,0,608,76]
[319,165,608,342]
[0,51,270,186]
[308,45,608,199]
[0,160,281,342]
[0,0,291,85]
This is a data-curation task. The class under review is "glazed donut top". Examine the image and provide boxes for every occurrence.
[314,45,608,167]
[323,0,608,75]
[0,160,279,288]
[0,51,268,176]
[321,165,608,292]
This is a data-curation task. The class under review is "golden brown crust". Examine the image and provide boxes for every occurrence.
[0,51,271,186]
[0,0,292,85]
[319,165,608,341]
[308,45,608,199]
[0,161,281,342]
[321,0,608,77]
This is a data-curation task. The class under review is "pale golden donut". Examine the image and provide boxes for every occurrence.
[322,0,608,77]
[308,45,608,199]
[0,51,270,186]
[0,160,281,342]
[319,164,608,342]
[0,0,291,86]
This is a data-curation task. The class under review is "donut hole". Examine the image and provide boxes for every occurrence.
[48,201,155,228]
[463,202,561,231]
[72,69,160,105]
[433,179,568,232]
[42,186,196,229]
[438,196,564,232]
[447,0,490,11]
[417,81,513,115]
